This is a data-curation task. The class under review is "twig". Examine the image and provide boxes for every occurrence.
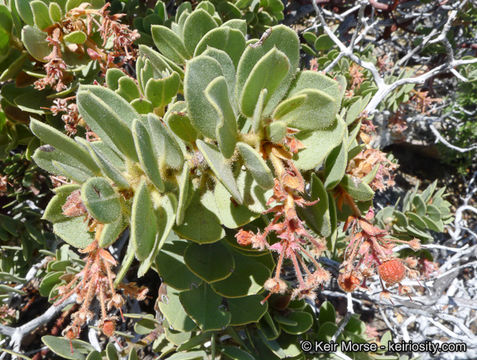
[331,293,354,342]
[429,124,477,153]
[311,0,477,115]
[0,295,76,356]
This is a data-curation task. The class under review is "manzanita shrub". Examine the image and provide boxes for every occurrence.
[0,1,458,360]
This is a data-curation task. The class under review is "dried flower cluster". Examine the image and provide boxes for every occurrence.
[0,175,7,196]
[410,89,442,114]
[347,148,398,191]
[55,195,147,343]
[34,3,139,92]
[50,97,81,135]
[34,28,68,92]
[338,212,421,297]
[236,138,330,302]
[0,304,16,324]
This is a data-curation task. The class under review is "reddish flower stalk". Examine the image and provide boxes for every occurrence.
[34,2,140,92]
[55,222,147,341]
[347,148,398,191]
[236,140,330,302]
[34,28,67,92]
[338,213,421,297]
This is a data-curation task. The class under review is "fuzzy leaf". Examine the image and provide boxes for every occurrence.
[54,216,94,249]
[117,76,140,102]
[139,44,184,78]
[77,87,138,161]
[132,118,165,192]
[194,27,245,67]
[81,177,121,224]
[31,0,52,30]
[294,116,346,170]
[340,175,374,202]
[63,30,87,44]
[274,89,336,131]
[131,98,154,114]
[138,193,177,277]
[214,180,257,229]
[237,142,274,189]
[252,89,267,133]
[221,19,247,35]
[145,72,180,108]
[266,121,286,143]
[182,9,217,55]
[236,25,300,116]
[43,187,78,223]
[240,47,290,117]
[196,140,242,203]
[174,190,225,244]
[21,25,50,62]
[176,164,191,226]
[291,70,341,107]
[42,336,94,360]
[76,138,129,190]
[147,114,184,170]
[184,55,223,139]
[235,171,272,214]
[51,161,92,183]
[151,25,189,64]
[159,287,196,332]
[297,174,331,237]
[98,214,127,248]
[165,102,198,144]
[48,2,62,23]
[271,94,307,120]
[179,283,231,331]
[105,68,126,91]
[205,76,237,158]
[324,143,348,190]
[131,181,158,261]
[345,97,363,125]
[184,241,234,283]
[201,47,236,103]
[32,146,94,183]
[81,85,139,128]
[30,119,100,174]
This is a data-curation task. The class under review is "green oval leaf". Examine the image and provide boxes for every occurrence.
[205,76,237,158]
[182,9,217,55]
[184,55,223,139]
[237,142,274,189]
[151,25,189,64]
[42,336,94,360]
[131,181,158,261]
[179,283,231,331]
[184,241,235,283]
[240,47,290,117]
[81,177,121,224]
[132,118,165,192]
[64,30,87,44]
